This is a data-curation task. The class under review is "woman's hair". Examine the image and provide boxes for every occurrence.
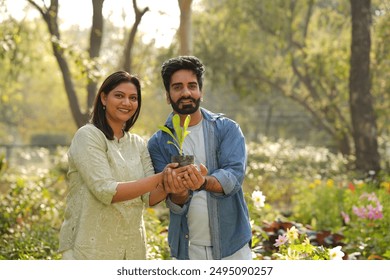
[161,56,205,92]
[90,71,142,140]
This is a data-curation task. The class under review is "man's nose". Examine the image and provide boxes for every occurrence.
[181,86,191,97]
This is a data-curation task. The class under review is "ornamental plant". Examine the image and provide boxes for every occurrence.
[340,188,389,259]
[272,226,345,260]
[159,114,191,156]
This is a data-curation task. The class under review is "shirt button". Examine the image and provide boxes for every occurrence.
[185,234,189,239]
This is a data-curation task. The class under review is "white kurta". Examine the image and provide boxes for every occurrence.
[58,124,154,259]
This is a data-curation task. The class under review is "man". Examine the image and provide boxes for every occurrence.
[147,56,252,260]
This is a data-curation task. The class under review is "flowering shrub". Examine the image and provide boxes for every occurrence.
[288,175,390,259]
[249,189,346,260]
[272,226,345,260]
[340,185,390,259]
[351,192,383,220]
[1,139,388,260]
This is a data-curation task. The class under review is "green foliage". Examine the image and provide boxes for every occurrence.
[194,0,389,156]
[1,139,388,260]
[0,153,7,176]
[144,207,171,260]
[0,169,66,259]
[272,226,336,260]
[245,138,389,260]
[158,114,191,155]
[244,137,349,212]
[291,178,346,230]
[288,175,390,259]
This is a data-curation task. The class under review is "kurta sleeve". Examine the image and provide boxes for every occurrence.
[68,125,118,205]
[136,135,155,203]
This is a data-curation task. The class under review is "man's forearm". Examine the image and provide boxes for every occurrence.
[202,176,224,193]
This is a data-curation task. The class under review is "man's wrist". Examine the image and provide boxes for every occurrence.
[198,177,207,191]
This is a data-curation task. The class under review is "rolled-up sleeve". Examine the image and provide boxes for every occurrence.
[211,120,246,197]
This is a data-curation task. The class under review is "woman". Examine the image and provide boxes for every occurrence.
[58,71,183,259]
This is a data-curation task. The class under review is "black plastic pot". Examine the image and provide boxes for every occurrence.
[171,155,194,167]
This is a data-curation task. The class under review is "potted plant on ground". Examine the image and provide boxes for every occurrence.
[159,114,194,166]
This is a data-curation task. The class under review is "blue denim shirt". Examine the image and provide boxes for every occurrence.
[147,108,252,260]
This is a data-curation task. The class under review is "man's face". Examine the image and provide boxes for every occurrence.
[167,69,202,115]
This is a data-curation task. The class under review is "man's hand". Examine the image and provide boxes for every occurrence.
[181,164,208,191]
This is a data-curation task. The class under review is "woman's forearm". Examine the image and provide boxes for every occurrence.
[111,173,163,203]
[149,185,168,206]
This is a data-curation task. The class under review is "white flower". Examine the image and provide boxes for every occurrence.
[286,226,299,242]
[251,190,266,209]
[329,246,345,260]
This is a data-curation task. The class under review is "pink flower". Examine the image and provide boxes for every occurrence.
[352,206,367,219]
[352,192,383,220]
[341,211,350,224]
[367,203,383,220]
[274,234,288,247]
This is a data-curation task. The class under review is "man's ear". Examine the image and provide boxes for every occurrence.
[165,92,171,104]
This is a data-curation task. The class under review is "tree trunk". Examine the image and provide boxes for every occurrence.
[28,0,89,127]
[122,0,149,72]
[178,0,193,55]
[87,0,105,109]
[349,0,381,174]
[28,0,149,128]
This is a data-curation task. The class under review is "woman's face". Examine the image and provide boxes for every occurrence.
[101,82,139,128]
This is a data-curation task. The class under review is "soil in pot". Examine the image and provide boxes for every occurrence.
[171,155,194,167]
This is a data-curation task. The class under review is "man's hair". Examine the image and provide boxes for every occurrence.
[161,56,205,92]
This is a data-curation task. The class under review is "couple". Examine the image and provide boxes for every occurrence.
[58,56,252,260]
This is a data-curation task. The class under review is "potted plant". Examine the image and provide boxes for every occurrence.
[159,114,194,166]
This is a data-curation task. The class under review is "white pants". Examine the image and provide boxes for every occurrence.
[189,243,252,260]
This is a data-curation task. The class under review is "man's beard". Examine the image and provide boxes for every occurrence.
[169,96,201,115]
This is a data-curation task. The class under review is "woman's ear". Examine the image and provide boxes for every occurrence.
[100,92,107,106]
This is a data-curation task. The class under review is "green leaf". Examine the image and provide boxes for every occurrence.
[158,114,191,155]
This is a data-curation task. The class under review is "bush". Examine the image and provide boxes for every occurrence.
[0,161,66,259]
[1,138,388,260]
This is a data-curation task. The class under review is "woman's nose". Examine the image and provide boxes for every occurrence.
[122,98,131,106]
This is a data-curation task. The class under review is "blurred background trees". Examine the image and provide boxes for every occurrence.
[1,0,389,260]
[1,0,389,174]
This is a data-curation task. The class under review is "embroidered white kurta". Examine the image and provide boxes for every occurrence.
[58,124,154,259]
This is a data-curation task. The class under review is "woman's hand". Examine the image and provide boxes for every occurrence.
[162,163,188,195]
